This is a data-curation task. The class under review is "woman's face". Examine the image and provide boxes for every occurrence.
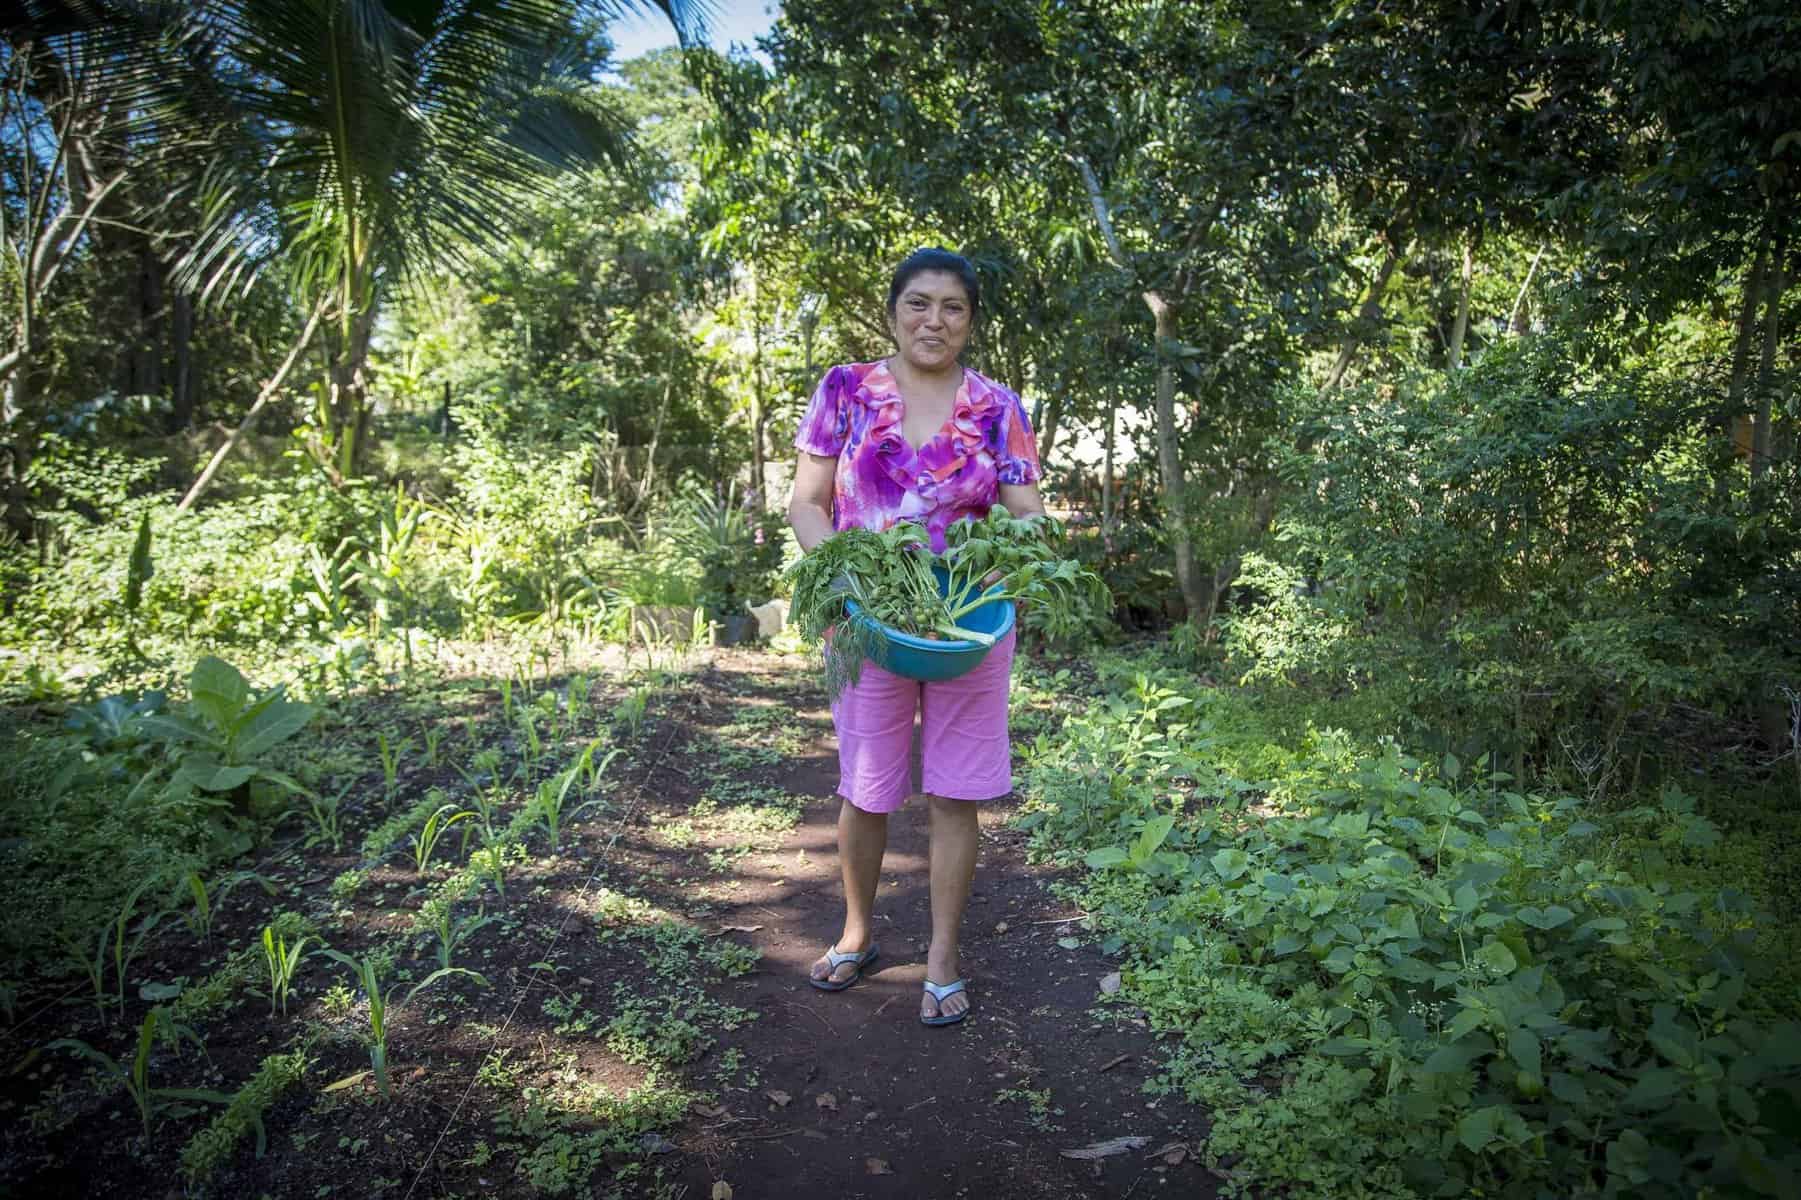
[888,270,972,374]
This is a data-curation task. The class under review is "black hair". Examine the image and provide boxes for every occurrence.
[886,247,981,319]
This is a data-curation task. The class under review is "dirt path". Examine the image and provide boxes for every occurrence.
[632,650,1214,1199]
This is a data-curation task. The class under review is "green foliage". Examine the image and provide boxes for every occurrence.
[1231,338,1801,779]
[664,482,786,621]
[49,1007,226,1141]
[1019,658,1801,1199]
[178,1050,309,1184]
[321,951,487,1098]
[259,925,309,1017]
[787,507,1106,698]
[411,803,472,875]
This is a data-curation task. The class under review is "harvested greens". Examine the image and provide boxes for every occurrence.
[786,506,1108,698]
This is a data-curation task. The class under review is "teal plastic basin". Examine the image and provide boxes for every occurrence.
[844,572,1015,683]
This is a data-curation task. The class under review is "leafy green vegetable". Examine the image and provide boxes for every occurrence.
[786,506,1108,698]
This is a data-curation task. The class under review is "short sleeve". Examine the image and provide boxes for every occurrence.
[995,388,1042,486]
[793,367,850,457]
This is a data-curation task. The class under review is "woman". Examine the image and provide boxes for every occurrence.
[786,247,1045,1026]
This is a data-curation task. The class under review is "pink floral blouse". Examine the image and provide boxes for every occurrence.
[793,359,1042,552]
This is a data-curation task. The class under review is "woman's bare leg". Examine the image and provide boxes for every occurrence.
[922,793,978,1018]
[811,798,889,984]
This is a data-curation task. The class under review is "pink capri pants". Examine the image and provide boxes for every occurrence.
[829,629,1017,813]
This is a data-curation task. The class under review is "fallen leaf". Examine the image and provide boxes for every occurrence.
[323,1071,371,1093]
[1096,1053,1131,1073]
[693,1102,727,1118]
[1060,1136,1149,1160]
[765,1089,792,1108]
[801,1130,829,1141]
[718,924,763,933]
[1099,972,1122,994]
[712,1184,734,1200]
[1162,1145,1188,1166]
[816,1091,838,1111]
[866,1158,893,1175]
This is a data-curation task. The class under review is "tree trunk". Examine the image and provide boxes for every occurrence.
[1146,291,1204,619]
[1508,244,1547,335]
[749,270,766,511]
[167,289,196,433]
[130,241,164,398]
[1751,230,1790,482]
[325,301,379,481]
[1448,227,1480,371]
[1728,233,1770,462]
[1322,236,1408,392]
[1101,395,1116,553]
[1036,388,1063,464]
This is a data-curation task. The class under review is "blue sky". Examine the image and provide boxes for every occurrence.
[608,1,780,61]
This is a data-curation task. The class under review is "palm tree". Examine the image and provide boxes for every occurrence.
[186,0,710,482]
[9,0,708,495]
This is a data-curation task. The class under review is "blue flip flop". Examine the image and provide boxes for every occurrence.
[920,978,969,1026]
[808,942,879,991]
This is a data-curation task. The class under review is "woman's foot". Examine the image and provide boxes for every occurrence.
[809,939,877,989]
[921,947,969,1021]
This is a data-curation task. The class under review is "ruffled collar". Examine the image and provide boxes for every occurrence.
[858,359,1002,495]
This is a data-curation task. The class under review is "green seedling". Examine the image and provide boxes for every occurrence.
[567,673,591,725]
[322,951,486,1097]
[531,744,614,851]
[50,1008,227,1139]
[299,781,353,852]
[260,925,310,1016]
[613,687,650,739]
[422,725,445,767]
[180,869,276,944]
[518,707,541,782]
[376,732,411,806]
[412,804,472,875]
[73,876,177,1018]
[427,904,500,971]
[579,737,621,794]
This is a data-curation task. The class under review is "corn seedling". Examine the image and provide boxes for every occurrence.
[260,925,310,1016]
[530,759,602,853]
[65,877,176,1018]
[50,1008,225,1140]
[322,952,486,1097]
[518,706,541,782]
[498,675,514,723]
[412,804,472,875]
[422,724,445,767]
[179,870,275,944]
[613,686,650,739]
[470,830,516,899]
[299,780,352,852]
[376,732,411,806]
[427,903,499,971]
[579,737,621,794]
[566,673,591,725]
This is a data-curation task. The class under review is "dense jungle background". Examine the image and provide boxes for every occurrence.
[1,2,1798,1198]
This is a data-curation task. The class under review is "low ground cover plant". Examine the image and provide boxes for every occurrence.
[1016,649,1801,1200]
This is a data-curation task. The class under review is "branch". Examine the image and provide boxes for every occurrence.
[1071,153,1130,273]
[177,299,328,513]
